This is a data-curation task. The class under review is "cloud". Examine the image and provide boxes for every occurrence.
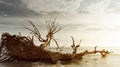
[62,23,86,31]
[83,25,104,31]
[23,0,120,14]
[82,24,120,32]
[78,0,112,14]
[0,0,38,17]
[107,0,120,12]
[0,0,26,8]
[23,0,83,13]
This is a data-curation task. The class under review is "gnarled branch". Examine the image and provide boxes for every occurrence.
[24,18,61,50]
[24,20,46,42]
[71,36,82,54]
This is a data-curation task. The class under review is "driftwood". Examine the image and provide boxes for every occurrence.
[0,33,111,64]
[0,19,112,64]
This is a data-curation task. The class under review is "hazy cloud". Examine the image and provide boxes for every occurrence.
[78,0,112,13]
[1,0,120,17]
[23,0,120,14]
[0,0,38,17]
[24,0,82,13]
[0,0,26,8]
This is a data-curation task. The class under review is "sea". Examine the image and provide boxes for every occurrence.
[0,46,120,67]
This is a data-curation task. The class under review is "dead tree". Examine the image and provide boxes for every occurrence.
[25,19,61,50]
[71,36,82,54]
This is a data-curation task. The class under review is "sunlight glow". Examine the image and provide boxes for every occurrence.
[102,13,120,26]
[72,13,120,47]
[93,13,120,46]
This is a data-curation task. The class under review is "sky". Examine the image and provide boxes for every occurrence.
[1,0,120,47]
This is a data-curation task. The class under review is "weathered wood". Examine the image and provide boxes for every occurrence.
[0,33,112,64]
[0,20,112,64]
